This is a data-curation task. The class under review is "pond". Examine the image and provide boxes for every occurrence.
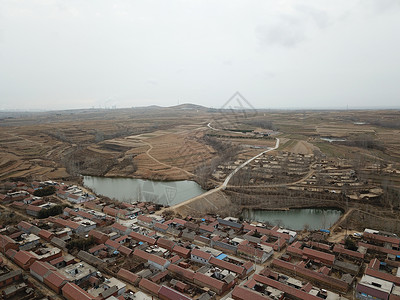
[241,208,343,231]
[83,176,206,206]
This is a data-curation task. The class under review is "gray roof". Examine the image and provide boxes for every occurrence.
[0,270,22,283]
[77,250,104,267]
[51,237,67,249]
[30,225,41,235]
[217,218,242,229]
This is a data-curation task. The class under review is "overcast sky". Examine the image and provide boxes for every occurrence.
[1,0,400,110]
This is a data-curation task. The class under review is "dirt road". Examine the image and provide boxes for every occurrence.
[167,138,280,212]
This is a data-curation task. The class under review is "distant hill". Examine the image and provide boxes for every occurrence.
[168,103,208,110]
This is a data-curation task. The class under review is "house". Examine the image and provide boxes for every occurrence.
[232,285,271,300]
[111,222,132,235]
[217,218,243,231]
[67,194,84,203]
[103,206,119,217]
[115,235,129,244]
[129,231,156,245]
[118,245,132,256]
[356,275,393,300]
[209,256,245,278]
[133,249,170,271]
[50,256,67,268]
[38,229,55,241]
[167,264,195,282]
[158,285,192,300]
[164,218,187,228]
[17,221,34,233]
[51,237,67,250]
[30,261,57,282]
[77,250,104,268]
[193,272,231,295]
[191,248,212,264]
[88,230,108,244]
[199,224,215,234]
[117,268,140,286]
[154,223,169,233]
[0,235,18,253]
[237,240,273,264]
[12,250,38,270]
[137,215,155,228]
[105,239,121,251]
[157,238,176,251]
[133,249,150,262]
[26,204,43,217]
[88,244,107,256]
[18,233,40,250]
[58,261,96,285]
[139,278,161,297]
[62,282,95,300]
[302,247,335,266]
[44,271,70,294]
[0,270,23,288]
[148,255,170,271]
[101,277,126,296]
[172,245,190,258]
[365,258,400,285]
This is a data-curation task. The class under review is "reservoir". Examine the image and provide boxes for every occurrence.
[83,176,206,206]
[242,208,343,231]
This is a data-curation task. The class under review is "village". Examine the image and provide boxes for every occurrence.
[1,179,400,300]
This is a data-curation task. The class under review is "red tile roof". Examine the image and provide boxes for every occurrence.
[139,278,161,296]
[88,230,108,243]
[333,244,364,259]
[62,282,94,300]
[302,247,335,265]
[157,238,176,251]
[112,222,128,233]
[191,248,212,261]
[117,268,139,285]
[137,215,154,224]
[149,254,168,267]
[158,285,192,300]
[18,221,33,230]
[232,285,271,300]
[115,235,129,243]
[172,245,190,258]
[14,250,37,265]
[49,256,65,266]
[193,272,225,291]
[129,231,156,245]
[118,245,132,256]
[105,239,121,250]
[167,264,195,281]
[45,271,69,288]
[133,248,151,261]
[253,274,320,300]
[209,257,245,276]
[26,204,42,212]
[38,229,54,240]
[154,223,169,231]
[199,224,215,233]
[88,244,106,254]
[364,232,400,246]
[150,270,169,283]
[30,261,56,278]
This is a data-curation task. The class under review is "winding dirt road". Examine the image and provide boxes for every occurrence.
[169,138,280,210]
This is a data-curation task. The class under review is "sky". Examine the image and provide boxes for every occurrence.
[0,0,400,111]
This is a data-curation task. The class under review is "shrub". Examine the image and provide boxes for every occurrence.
[33,186,56,197]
